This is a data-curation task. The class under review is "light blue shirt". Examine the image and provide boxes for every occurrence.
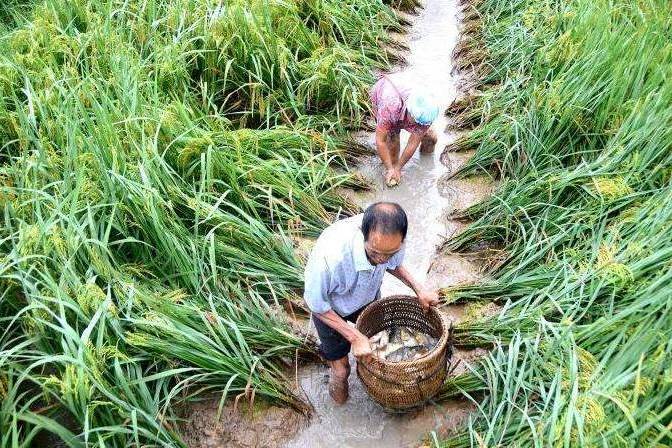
[303,214,405,316]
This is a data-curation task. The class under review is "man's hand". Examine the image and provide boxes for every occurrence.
[385,167,401,187]
[350,331,373,359]
[417,288,439,311]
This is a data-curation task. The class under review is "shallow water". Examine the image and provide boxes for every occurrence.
[179,1,496,446]
[353,0,461,297]
[283,1,483,447]
[285,359,471,448]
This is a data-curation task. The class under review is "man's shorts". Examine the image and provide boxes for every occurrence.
[312,307,366,361]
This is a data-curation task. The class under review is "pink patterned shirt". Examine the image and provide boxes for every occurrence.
[369,73,430,135]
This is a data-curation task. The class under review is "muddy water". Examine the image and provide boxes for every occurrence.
[180,1,496,446]
[284,1,492,447]
[286,361,471,448]
[354,0,460,297]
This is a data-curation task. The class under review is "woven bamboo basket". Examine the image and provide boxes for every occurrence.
[355,295,452,410]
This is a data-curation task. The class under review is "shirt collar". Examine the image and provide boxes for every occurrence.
[352,229,374,272]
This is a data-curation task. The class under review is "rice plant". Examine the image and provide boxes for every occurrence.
[0,0,412,445]
[440,0,672,445]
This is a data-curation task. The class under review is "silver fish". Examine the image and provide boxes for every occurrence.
[386,345,430,362]
[368,326,438,362]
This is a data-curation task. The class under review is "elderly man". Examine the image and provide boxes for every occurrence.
[369,72,440,187]
[303,202,439,404]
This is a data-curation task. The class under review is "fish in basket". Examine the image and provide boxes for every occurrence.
[369,326,439,362]
[355,295,453,410]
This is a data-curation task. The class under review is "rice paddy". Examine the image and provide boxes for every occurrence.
[439,0,672,445]
[2,0,671,446]
[0,0,412,445]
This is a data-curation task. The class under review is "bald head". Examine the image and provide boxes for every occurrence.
[361,202,408,241]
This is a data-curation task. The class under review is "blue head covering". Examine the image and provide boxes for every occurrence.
[406,91,439,126]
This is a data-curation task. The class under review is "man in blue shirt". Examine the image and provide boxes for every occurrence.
[303,202,439,404]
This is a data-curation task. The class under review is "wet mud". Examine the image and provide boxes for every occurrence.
[437,175,495,214]
[179,397,307,448]
[285,357,474,448]
[282,0,494,446]
[179,0,497,446]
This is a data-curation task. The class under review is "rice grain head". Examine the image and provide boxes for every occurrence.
[591,176,633,200]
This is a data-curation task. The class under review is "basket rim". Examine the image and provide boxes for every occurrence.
[355,294,451,367]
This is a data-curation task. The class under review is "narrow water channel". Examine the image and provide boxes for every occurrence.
[283,1,485,446]
[179,1,496,446]
[355,0,460,297]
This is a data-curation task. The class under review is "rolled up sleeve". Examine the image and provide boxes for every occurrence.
[303,254,332,314]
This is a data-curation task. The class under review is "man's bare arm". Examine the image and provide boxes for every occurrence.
[315,310,372,358]
[387,264,422,292]
[388,264,439,310]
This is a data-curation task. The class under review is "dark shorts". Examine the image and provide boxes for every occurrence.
[313,307,366,361]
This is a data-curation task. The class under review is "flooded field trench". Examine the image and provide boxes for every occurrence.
[180,0,495,446]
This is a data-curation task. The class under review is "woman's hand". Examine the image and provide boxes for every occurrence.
[385,166,401,187]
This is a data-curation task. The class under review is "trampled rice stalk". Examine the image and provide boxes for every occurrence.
[440,0,672,444]
[0,0,415,443]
